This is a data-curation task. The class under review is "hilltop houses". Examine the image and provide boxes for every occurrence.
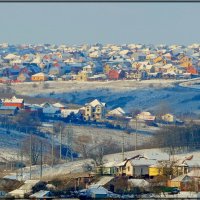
[0,43,198,84]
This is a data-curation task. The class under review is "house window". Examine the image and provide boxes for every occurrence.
[128,166,130,171]
[140,168,143,175]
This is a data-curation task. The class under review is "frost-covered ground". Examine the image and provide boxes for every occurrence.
[0,124,152,162]
[4,147,200,181]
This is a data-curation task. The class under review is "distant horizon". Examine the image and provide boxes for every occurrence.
[0,3,200,45]
[1,42,200,47]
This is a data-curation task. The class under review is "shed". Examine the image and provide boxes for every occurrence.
[167,175,193,191]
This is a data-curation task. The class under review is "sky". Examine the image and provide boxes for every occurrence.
[0,3,200,45]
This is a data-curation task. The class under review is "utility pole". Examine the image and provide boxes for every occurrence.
[16,144,20,180]
[29,130,32,180]
[20,143,23,181]
[66,121,73,161]
[122,134,125,161]
[40,140,43,180]
[135,117,138,151]
[59,125,62,160]
[51,126,54,167]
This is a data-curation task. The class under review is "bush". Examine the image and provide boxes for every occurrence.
[43,82,49,89]
[32,83,38,88]
[149,83,154,88]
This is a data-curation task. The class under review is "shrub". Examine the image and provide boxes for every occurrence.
[43,82,49,89]
[149,83,154,88]
[32,83,38,88]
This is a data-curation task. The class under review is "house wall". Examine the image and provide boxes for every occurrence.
[95,105,104,120]
[31,75,47,81]
[167,180,180,188]
[76,72,87,81]
[4,102,24,109]
[108,70,119,80]
[149,167,163,177]
[104,64,111,74]
[125,161,134,176]
[84,105,92,120]
[162,114,174,122]
[117,166,126,175]
[84,105,104,121]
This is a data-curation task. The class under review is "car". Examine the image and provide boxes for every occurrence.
[169,188,180,195]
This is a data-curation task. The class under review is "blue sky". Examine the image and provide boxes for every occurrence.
[0,3,199,45]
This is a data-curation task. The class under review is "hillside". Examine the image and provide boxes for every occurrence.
[2,79,200,116]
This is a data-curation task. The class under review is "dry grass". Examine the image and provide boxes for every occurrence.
[0,79,178,96]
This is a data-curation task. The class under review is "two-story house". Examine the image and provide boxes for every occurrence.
[83,99,106,121]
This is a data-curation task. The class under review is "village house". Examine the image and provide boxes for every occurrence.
[2,96,24,109]
[149,160,188,178]
[116,155,156,178]
[167,175,193,191]
[31,72,48,81]
[179,56,193,68]
[83,99,106,121]
[106,107,126,118]
[17,73,30,82]
[137,112,156,122]
[76,71,93,81]
[108,69,126,80]
[40,102,61,119]
[161,113,176,123]
[96,161,117,175]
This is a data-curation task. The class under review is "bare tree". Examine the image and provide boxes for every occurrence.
[155,101,172,118]
[21,135,46,165]
[12,111,41,130]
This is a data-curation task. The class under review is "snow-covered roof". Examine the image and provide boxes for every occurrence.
[115,160,127,167]
[107,107,125,116]
[87,99,106,107]
[103,161,117,168]
[129,158,156,166]
[3,96,24,104]
[4,54,18,60]
[53,102,66,108]
[171,174,192,182]
[187,169,200,177]
[32,72,48,77]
